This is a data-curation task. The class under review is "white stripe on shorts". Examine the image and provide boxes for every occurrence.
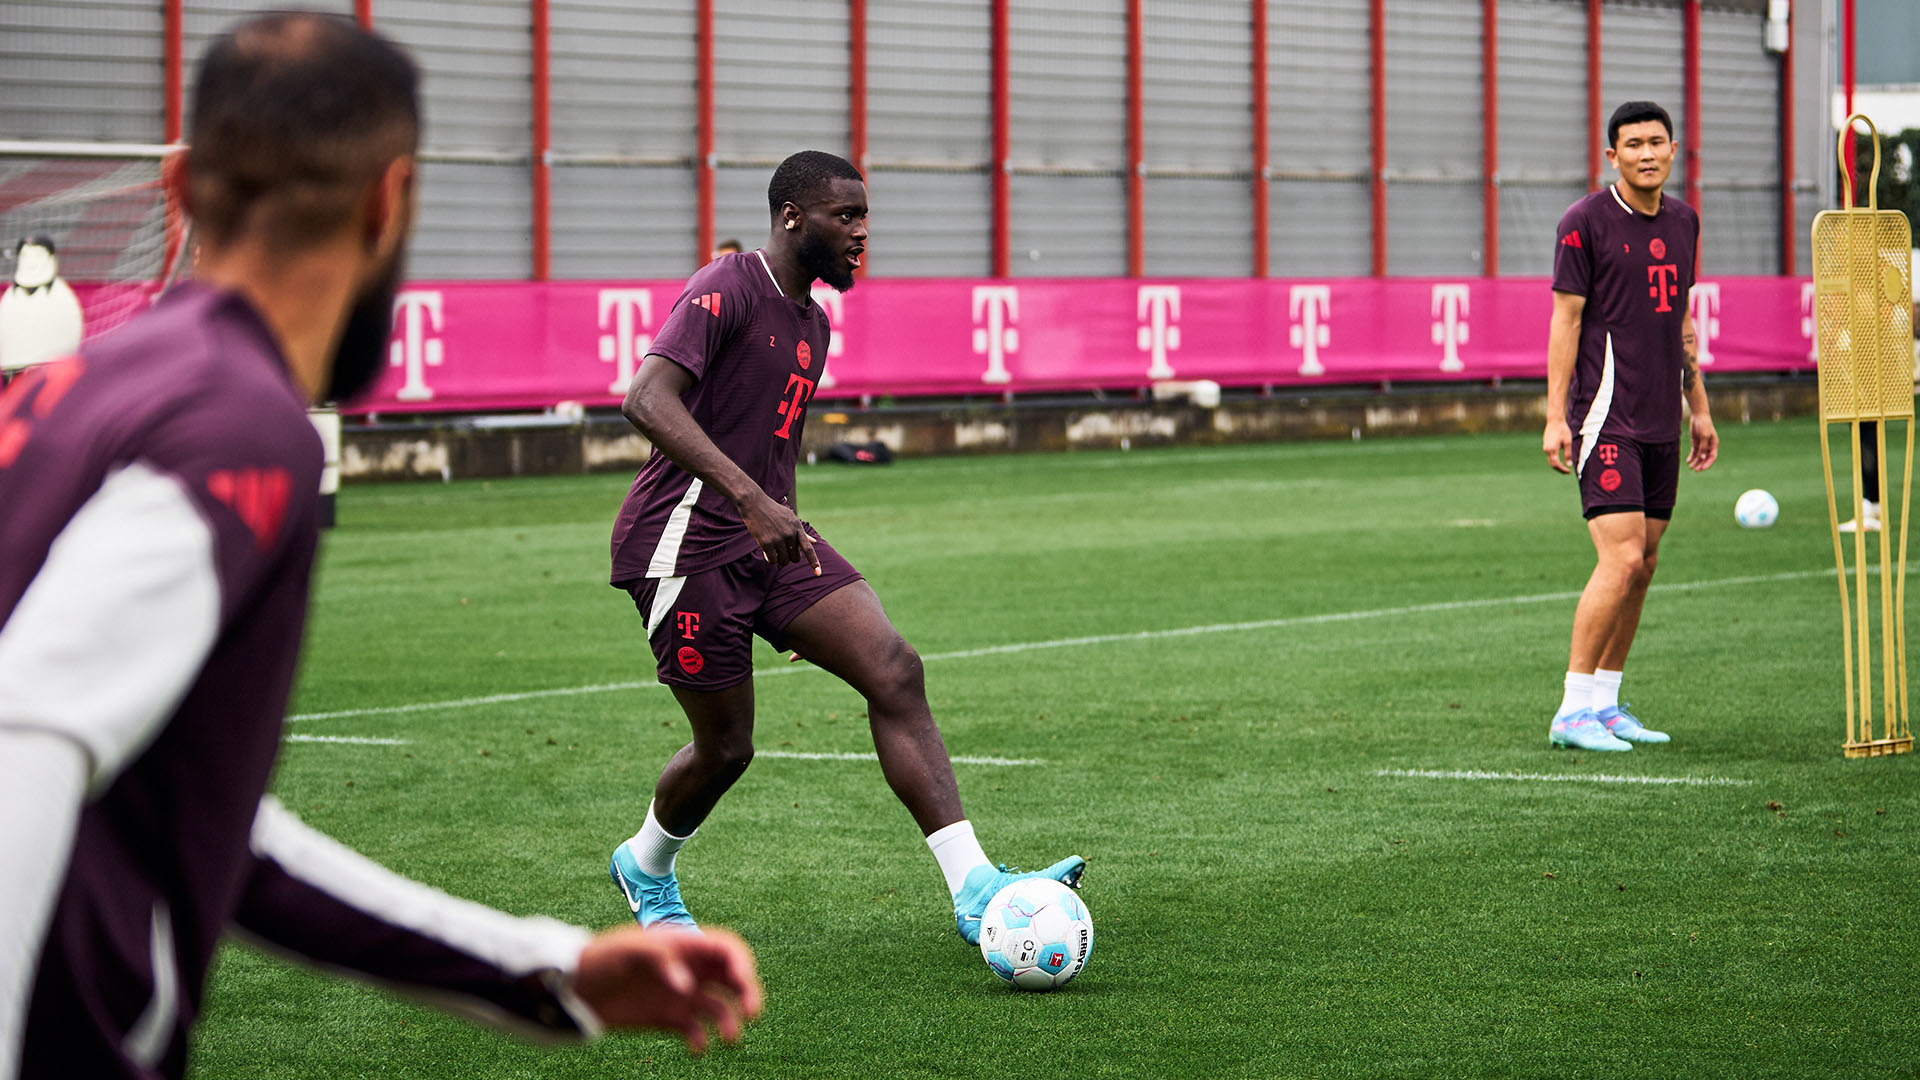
[643,576,687,643]
[1575,332,1617,477]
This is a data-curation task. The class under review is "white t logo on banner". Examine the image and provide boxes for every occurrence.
[972,286,1019,385]
[1689,282,1720,366]
[389,290,444,402]
[1288,285,1331,377]
[810,285,844,390]
[1801,281,1817,363]
[597,289,653,396]
[1136,285,1181,380]
[1429,284,1470,373]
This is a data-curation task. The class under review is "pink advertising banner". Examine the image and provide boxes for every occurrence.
[350,276,1818,414]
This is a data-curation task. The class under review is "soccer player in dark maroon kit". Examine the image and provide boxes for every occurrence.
[0,15,758,1079]
[1541,101,1719,752]
[608,151,1084,945]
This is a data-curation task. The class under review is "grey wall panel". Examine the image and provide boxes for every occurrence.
[184,2,356,85]
[1268,179,1372,277]
[714,164,774,258]
[376,0,531,152]
[1143,0,1249,173]
[1698,7,1775,274]
[1144,176,1251,277]
[1600,1,1685,192]
[1384,0,1482,180]
[1500,182,1586,276]
[1499,0,1587,180]
[1268,1,1371,177]
[550,164,697,279]
[713,0,848,161]
[1010,0,1126,168]
[1386,182,1482,275]
[863,168,992,277]
[408,161,530,279]
[1009,173,1125,277]
[1,1,163,142]
[550,1,696,156]
[868,0,991,166]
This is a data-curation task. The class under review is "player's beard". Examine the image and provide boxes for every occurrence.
[798,226,856,294]
[325,254,404,404]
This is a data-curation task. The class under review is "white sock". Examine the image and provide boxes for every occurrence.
[1592,668,1623,712]
[626,800,695,877]
[926,819,991,896]
[1558,671,1594,717]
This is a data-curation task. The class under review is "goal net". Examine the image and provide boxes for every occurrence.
[0,141,189,344]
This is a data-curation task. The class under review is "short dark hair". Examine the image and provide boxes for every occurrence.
[188,12,419,250]
[766,151,863,220]
[1607,101,1673,148]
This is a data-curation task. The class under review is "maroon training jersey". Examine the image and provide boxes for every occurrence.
[1551,184,1699,449]
[610,250,831,582]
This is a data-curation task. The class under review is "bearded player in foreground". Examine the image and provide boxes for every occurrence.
[606,151,1085,945]
[0,15,757,1079]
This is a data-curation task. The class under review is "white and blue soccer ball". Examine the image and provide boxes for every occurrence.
[1734,488,1779,529]
[978,878,1092,991]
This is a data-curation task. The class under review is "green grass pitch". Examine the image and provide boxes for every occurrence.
[190,416,1918,1079]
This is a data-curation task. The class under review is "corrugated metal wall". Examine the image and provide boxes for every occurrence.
[0,1,1813,282]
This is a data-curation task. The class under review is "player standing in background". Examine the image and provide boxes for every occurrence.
[607,150,1084,946]
[1541,101,1718,752]
[0,236,84,387]
[0,16,758,1079]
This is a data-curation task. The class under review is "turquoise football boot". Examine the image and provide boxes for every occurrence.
[1597,704,1669,744]
[953,855,1086,945]
[609,841,698,930]
[1549,708,1631,751]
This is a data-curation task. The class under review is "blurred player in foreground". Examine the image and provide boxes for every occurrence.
[1541,101,1718,751]
[607,150,1085,945]
[0,15,757,1079]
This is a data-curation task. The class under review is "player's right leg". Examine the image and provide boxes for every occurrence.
[1552,443,1650,751]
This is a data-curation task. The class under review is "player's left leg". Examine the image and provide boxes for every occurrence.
[762,539,1084,944]
[1592,441,1677,744]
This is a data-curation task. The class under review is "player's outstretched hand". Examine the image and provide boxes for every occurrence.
[1542,417,1573,474]
[573,926,763,1053]
[1687,412,1718,471]
[739,491,822,575]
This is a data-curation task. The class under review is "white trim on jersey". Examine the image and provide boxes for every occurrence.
[0,461,222,791]
[121,901,179,1069]
[246,797,602,1042]
[753,249,781,292]
[1576,332,1618,477]
[0,730,87,1080]
[644,577,688,643]
[646,478,705,578]
[1609,183,1635,215]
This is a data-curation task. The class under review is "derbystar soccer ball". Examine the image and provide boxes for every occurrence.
[978,878,1093,991]
[1735,489,1779,528]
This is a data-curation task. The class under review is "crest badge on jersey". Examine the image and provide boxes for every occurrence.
[1649,237,1666,260]
[796,340,812,371]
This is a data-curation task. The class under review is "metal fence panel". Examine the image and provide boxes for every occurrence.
[1384,0,1481,274]
[1498,0,1587,275]
[1387,181,1484,276]
[868,0,991,275]
[1600,1,1686,193]
[1270,179,1373,277]
[409,160,531,279]
[1,1,163,142]
[1266,0,1372,276]
[1008,0,1127,277]
[1145,176,1252,277]
[865,168,994,277]
[1699,6,1777,273]
[713,0,848,162]
[551,164,697,279]
[377,0,532,151]
[1011,172,1127,277]
[550,1,696,158]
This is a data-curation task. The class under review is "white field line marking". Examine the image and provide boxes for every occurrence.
[760,750,1044,766]
[1376,768,1755,788]
[290,566,1833,724]
[284,734,412,746]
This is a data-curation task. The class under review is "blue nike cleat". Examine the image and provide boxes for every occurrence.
[609,841,698,930]
[1549,708,1631,752]
[1597,704,1670,744]
[953,855,1086,945]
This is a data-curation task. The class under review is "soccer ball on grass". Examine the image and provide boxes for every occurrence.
[1734,489,1779,528]
[978,878,1093,991]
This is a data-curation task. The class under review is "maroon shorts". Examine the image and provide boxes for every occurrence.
[620,532,865,691]
[1576,436,1678,520]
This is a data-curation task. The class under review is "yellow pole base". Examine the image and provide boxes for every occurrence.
[1843,737,1914,758]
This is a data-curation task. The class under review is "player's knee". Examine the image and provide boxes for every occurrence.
[870,636,925,704]
[695,735,755,777]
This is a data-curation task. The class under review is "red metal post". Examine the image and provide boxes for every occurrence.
[1779,1,1795,274]
[1683,0,1701,210]
[1369,0,1386,276]
[1482,0,1499,277]
[531,0,551,281]
[1587,0,1601,191]
[355,0,373,29]
[163,0,183,143]
[1126,0,1145,278]
[1251,0,1269,278]
[991,0,1010,278]
[697,0,715,268]
[849,0,868,278]
[1842,0,1856,178]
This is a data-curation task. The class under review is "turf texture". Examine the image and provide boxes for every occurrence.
[189,416,1919,1079]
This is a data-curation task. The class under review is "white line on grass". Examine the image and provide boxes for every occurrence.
[1376,768,1754,787]
[284,734,412,746]
[759,750,1044,766]
[290,565,1834,724]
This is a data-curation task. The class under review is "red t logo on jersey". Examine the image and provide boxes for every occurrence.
[1647,264,1679,312]
[676,611,700,638]
[774,373,816,440]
